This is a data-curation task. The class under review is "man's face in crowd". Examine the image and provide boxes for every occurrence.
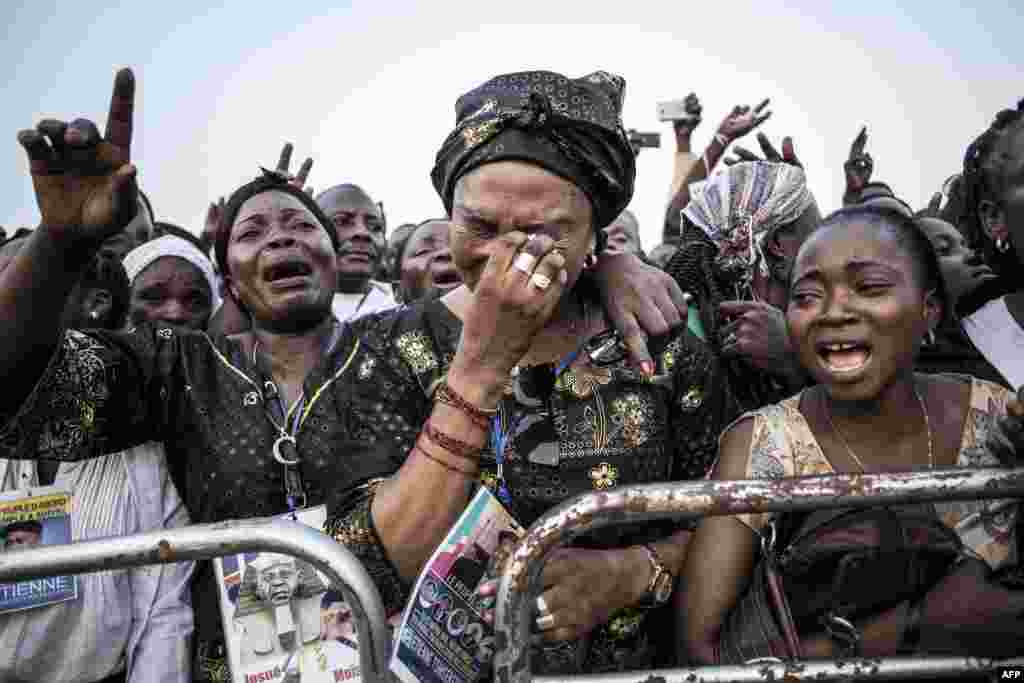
[316,187,386,283]
[256,557,300,606]
[603,211,642,256]
[5,529,41,551]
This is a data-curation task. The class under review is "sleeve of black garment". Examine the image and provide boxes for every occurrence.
[664,328,738,482]
[0,324,181,461]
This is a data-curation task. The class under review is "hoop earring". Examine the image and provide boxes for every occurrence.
[583,253,597,270]
[925,330,936,346]
[995,238,1010,253]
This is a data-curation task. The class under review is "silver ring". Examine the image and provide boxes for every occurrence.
[513,251,537,274]
[536,614,556,631]
[530,273,552,290]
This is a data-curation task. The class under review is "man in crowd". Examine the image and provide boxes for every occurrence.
[395,218,461,304]
[314,183,396,320]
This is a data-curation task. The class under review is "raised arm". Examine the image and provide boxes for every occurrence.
[663,99,772,242]
[0,68,138,412]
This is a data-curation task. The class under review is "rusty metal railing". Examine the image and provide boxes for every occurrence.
[0,517,391,683]
[493,467,1024,683]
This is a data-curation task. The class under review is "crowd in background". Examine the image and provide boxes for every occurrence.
[0,65,1022,683]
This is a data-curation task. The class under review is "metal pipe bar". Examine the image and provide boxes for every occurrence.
[535,656,1024,682]
[494,467,1024,683]
[0,517,391,683]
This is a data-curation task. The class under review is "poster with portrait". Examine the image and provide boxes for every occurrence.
[214,505,395,683]
[391,488,525,683]
[0,487,77,614]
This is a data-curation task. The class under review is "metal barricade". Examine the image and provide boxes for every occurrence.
[493,468,1024,683]
[0,517,391,683]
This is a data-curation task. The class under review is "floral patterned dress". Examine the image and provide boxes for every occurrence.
[734,375,1018,571]
[327,297,745,675]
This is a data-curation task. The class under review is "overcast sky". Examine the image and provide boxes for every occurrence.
[2,1,1020,249]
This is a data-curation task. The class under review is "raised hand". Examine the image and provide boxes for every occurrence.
[673,93,704,138]
[274,142,314,194]
[200,196,226,253]
[725,132,803,169]
[717,98,772,143]
[17,68,137,245]
[844,126,873,196]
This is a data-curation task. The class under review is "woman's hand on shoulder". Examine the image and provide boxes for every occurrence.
[592,252,691,375]
[17,69,138,246]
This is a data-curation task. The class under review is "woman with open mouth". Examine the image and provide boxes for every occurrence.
[330,69,740,677]
[0,67,691,681]
[681,205,1024,667]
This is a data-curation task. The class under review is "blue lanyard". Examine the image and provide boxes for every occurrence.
[489,344,585,507]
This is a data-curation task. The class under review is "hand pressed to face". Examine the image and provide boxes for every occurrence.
[226,191,337,333]
[446,162,583,388]
[17,68,137,243]
[787,222,940,402]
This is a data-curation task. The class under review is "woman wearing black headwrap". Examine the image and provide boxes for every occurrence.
[331,70,738,675]
[0,69,408,681]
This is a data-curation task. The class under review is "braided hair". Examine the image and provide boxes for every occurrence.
[956,98,1024,273]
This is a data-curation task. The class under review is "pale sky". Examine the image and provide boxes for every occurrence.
[2,1,1020,250]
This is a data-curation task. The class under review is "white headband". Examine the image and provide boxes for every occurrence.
[122,235,221,308]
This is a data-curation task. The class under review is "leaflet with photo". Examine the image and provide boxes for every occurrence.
[214,506,400,683]
[0,487,78,614]
[391,487,525,683]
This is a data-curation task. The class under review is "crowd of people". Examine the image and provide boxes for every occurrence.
[0,64,1021,683]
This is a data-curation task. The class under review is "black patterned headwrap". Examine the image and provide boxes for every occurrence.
[431,70,636,230]
[215,168,339,277]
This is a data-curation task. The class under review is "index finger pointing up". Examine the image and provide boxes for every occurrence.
[105,68,135,158]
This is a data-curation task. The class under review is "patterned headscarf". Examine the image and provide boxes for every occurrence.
[683,161,814,296]
[432,70,636,229]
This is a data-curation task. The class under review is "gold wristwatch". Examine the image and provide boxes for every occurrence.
[637,543,674,608]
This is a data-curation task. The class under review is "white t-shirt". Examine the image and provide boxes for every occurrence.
[963,296,1024,390]
[331,281,396,322]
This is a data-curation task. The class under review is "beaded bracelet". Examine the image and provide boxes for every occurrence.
[414,443,476,476]
[435,381,494,430]
[422,419,484,463]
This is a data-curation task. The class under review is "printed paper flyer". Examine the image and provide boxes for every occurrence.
[215,506,400,683]
[0,487,78,614]
[391,488,525,683]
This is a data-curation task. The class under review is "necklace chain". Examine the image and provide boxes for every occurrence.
[822,383,934,473]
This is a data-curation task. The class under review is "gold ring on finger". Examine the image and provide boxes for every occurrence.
[513,252,538,274]
[536,614,556,631]
[530,273,552,290]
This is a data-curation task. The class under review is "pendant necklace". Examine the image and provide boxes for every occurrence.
[822,383,934,473]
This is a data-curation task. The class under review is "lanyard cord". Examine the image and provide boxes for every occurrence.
[489,337,588,508]
[252,339,309,514]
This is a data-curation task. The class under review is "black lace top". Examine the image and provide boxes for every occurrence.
[0,323,402,644]
[329,297,743,675]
